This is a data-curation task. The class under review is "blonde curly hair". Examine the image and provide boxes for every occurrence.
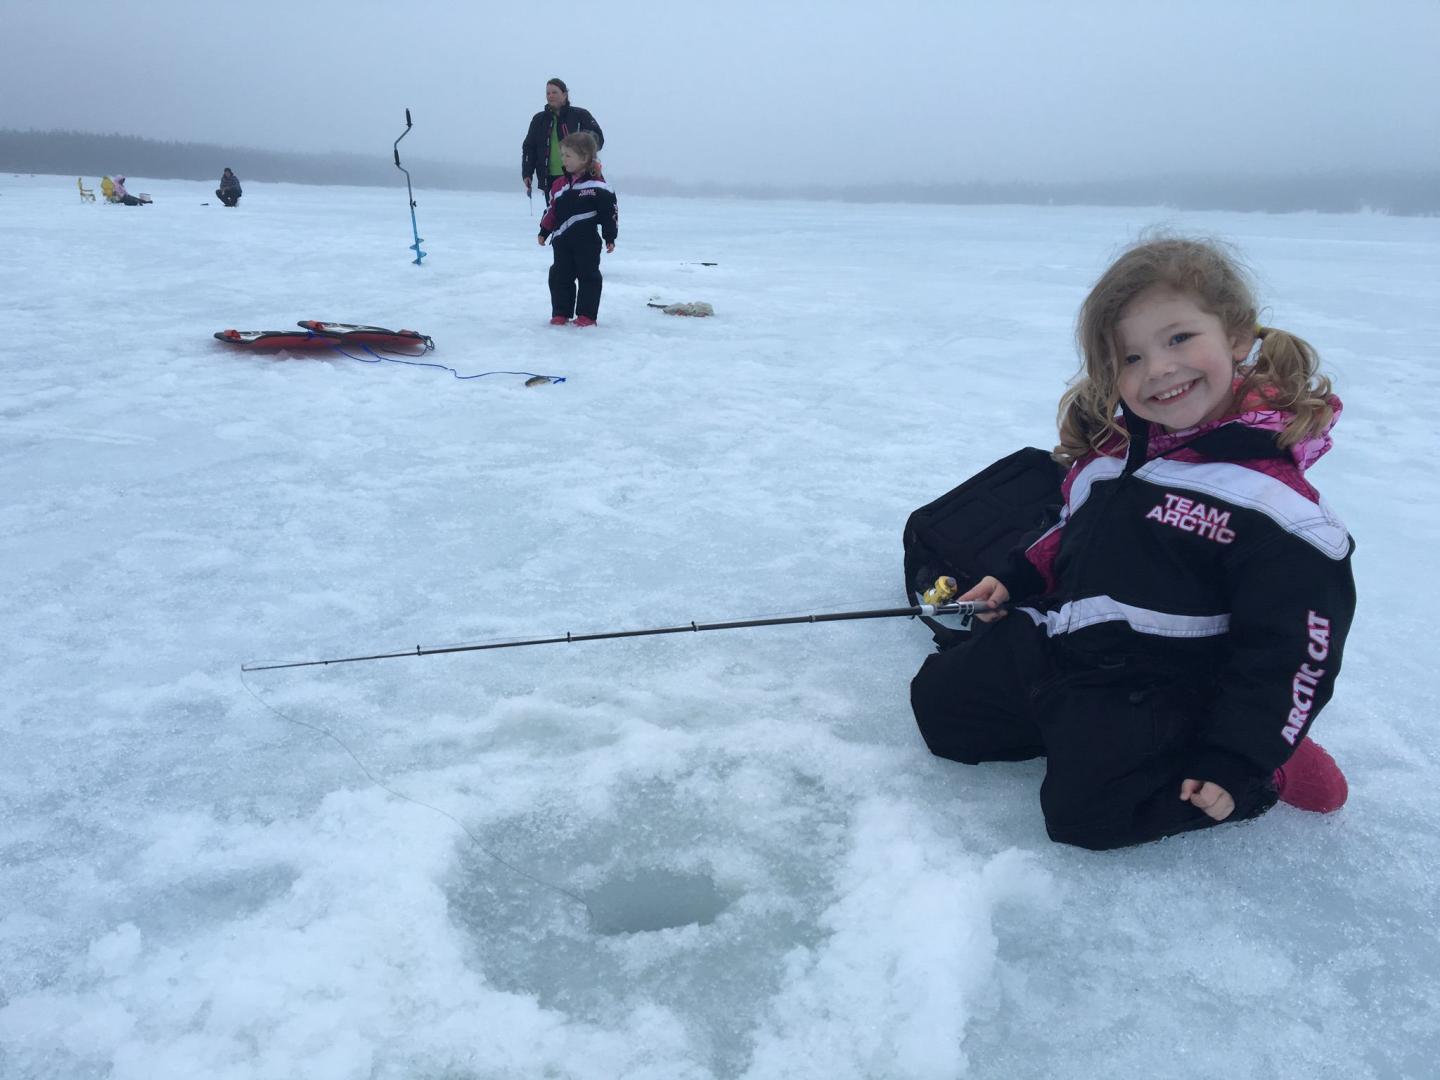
[1055,236,1334,466]
[560,131,600,177]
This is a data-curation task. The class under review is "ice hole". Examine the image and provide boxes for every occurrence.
[584,868,730,935]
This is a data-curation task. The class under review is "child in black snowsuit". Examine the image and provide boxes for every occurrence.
[910,237,1356,851]
[537,132,617,326]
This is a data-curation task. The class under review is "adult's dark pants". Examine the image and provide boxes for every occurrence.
[216,189,241,207]
[548,239,603,319]
[909,613,1276,850]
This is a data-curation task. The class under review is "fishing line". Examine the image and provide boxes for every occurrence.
[328,342,565,385]
[238,667,591,915]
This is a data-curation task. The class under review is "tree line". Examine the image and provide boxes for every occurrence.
[4,128,1435,216]
[0,129,509,192]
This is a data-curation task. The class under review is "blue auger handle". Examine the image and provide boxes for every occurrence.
[393,108,427,265]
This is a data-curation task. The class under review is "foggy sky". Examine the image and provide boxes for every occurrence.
[4,0,1438,188]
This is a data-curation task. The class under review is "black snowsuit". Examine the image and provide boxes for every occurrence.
[522,104,604,204]
[538,171,619,320]
[911,409,1355,850]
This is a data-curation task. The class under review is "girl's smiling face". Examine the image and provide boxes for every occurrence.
[1114,286,1252,431]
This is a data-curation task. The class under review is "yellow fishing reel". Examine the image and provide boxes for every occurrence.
[921,576,958,605]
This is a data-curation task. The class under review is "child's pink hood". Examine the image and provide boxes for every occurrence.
[1227,395,1341,471]
[1147,379,1342,472]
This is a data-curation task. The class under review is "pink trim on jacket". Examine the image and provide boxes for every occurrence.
[1024,393,1344,584]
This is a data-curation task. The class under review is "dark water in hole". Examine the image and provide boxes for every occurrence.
[584,868,730,934]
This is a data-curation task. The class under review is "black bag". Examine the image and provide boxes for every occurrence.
[902,447,1066,646]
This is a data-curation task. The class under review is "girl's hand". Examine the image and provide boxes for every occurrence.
[537,235,547,246]
[959,575,1009,622]
[605,241,615,254]
[1179,779,1235,821]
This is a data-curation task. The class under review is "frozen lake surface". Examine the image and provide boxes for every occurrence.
[2,173,1437,1079]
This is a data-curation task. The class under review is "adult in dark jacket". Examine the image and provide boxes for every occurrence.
[216,168,242,207]
[522,78,604,205]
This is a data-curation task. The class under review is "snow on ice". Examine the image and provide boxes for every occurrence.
[1,174,1437,1079]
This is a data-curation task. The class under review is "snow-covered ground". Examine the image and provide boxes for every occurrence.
[2,173,1437,1079]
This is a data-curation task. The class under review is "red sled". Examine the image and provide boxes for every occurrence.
[214,328,332,349]
[298,321,434,352]
[215,322,435,354]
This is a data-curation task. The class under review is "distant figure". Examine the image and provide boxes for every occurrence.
[537,132,617,327]
[112,175,150,206]
[216,167,242,207]
[522,78,603,207]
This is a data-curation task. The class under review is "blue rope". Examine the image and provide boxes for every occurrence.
[327,342,566,384]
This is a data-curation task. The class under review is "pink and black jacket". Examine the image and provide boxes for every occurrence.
[996,400,1356,799]
[538,171,618,248]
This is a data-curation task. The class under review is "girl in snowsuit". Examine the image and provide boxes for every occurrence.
[910,237,1355,851]
[537,132,617,327]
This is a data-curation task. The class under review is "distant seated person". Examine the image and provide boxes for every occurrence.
[216,167,242,207]
[112,175,151,206]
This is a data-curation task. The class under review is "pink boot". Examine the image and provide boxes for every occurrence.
[549,316,570,326]
[1272,738,1348,813]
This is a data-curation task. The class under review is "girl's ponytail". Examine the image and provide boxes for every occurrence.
[1238,326,1334,448]
[1055,379,1123,467]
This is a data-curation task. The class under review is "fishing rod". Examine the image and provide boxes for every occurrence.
[393,108,427,265]
[242,579,991,673]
